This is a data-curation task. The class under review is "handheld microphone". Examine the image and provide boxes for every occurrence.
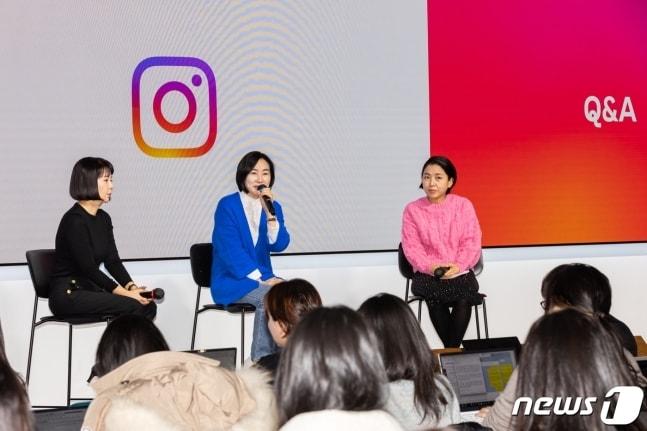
[256,185,276,216]
[434,266,450,278]
[140,288,165,300]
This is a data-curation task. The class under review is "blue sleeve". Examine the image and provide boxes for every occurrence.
[268,200,290,253]
[212,198,258,279]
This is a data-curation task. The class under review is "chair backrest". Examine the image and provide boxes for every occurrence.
[190,243,213,288]
[26,249,57,299]
[473,252,484,276]
[397,243,414,279]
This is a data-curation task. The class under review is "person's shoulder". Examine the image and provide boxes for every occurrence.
[448,194,476,210]
[217,192,241,207]
[403,197,428,212]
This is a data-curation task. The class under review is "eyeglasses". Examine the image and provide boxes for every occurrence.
[540,300,549,310]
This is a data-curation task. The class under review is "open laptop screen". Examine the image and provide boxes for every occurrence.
[439,348,517,411]
[34,406,87,431]
[185,348,237,371]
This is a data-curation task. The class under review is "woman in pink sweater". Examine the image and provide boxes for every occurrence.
[401,156,482,347]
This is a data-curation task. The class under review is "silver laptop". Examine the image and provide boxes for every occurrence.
[439,348,517,413]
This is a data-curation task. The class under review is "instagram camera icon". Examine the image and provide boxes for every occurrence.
[132,56,217,157]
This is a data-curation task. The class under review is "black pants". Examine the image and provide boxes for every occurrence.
[426,300,472,348]
[411,271,479,348]
[49,277,156,320]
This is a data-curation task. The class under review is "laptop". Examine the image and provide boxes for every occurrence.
[462,336,522,358]
[185,347,237,371]
[439,348,517,420]
[34,405,87,431]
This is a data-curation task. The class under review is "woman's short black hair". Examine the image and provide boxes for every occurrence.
[541,263,612,314]
[275,306,387,425]
[94,314,169,377]
[265,278,322,337]
[69,157,114,200]
[235,151,275,192]
[358,293,447,422]
[419,155,457,191]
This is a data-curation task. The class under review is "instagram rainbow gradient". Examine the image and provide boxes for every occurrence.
[132,56,217,158]
[428,1,647,246]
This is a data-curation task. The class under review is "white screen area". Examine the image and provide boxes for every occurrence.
[0,1,429,263]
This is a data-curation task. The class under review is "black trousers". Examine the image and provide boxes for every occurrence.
[411,271,479,348]
[49,277,156,320]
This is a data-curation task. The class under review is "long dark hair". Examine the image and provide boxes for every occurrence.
[275,306,387,425]
[94,314,169,377]
[358,293,447,422]
[0,321,34,431]
[514,309,647,431]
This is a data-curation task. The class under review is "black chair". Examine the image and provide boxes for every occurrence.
[25,249,114,408]
[398,243,489,339]
[189,243,255,367]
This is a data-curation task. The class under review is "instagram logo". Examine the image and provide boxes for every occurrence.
[132,57,217,157]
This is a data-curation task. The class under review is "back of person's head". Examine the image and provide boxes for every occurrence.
[275,306,387,425]
[94,314,169,377]
[541,263,611,313]
[0,321,34,431]
[358,293,447,421]
[515,308,646,431]
[264,278,322,343]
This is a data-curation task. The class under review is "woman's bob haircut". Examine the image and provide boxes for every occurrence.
[235,151,275,192]
[69,157,114,201]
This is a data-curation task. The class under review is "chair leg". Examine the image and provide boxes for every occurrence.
[191,286,203,350]
[67,324,73,406]
[482,298,489,339]
[405,278,411,302]
[240,310,246,367]
[475,304,481,340]
[26,295,39,385]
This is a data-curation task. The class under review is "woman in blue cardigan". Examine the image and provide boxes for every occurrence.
[211,151,290,361]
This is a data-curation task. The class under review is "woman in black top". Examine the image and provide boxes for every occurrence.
[49,157,156,319]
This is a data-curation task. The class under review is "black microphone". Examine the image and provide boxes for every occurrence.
[434,266,450,278]
[256,185,276,216]
[140,288,165,300]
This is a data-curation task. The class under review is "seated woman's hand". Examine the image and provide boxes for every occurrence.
[443,263,460,278]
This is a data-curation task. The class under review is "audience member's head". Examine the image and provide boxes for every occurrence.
[541,263,611,313]
[0,320,34,431]
[540,263,637,355]
[358,293,447,422]
[94,314,169,377]
[514,308,646,431]
[275,306,387,425]
[264,278,322,347]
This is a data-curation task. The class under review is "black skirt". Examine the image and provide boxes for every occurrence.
[411,270,481,307]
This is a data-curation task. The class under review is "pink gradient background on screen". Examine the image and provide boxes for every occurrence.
[428,1,647,246]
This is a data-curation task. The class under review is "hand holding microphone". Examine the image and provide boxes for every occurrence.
[139,288,165,300]
[256,185,276,217]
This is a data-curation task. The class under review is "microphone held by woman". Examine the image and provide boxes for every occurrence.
[140,288,165,300]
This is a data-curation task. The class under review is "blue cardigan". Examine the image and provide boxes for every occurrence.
[210,192,290,304]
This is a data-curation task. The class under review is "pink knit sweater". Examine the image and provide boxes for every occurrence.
[401,194,481,275]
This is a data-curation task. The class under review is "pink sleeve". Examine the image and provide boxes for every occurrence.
[401,204,431,274]
[454,199,482,272]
